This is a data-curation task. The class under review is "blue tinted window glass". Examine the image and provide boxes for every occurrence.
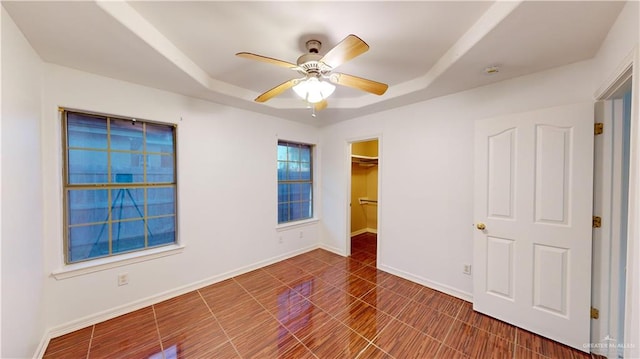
[68,149,108,184]
[148,187,175,216]
[146,123,174,154]
[112,220,145,253]
[277,161,287,180]
[300,147,311,163]
[68,189,109,225]
[301,183,312,201]
[288,146,300,161]
[147,154,174,183]
[67,113,107,149]
[111,188,145,220]
[148,216,175,247]
[300,162,311,180]
[69,224,109,262]
[278,203,290,223]
[287,162,300,180]
[111,152,144,183]
[110,118,143,152]
[291,202,303,220]
[298,201,312,219]
[278,183,289,203]
[291,183,302,201]
[277,145,287,161]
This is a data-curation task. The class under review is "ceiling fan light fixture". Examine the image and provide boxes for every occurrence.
[293,77,335,103]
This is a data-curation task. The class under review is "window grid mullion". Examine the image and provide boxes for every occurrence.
[143,122,148,247]
[107,118,113,255]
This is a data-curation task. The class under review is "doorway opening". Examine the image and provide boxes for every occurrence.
[592,69,632,358]
[349,139,379,265]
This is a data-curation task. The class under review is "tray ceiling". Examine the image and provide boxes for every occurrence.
[2,1,625,125]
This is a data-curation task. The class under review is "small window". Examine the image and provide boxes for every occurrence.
[277,141,313,223]
[62,110,177,264]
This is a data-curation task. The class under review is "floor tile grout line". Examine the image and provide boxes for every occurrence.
[150,305,164,358]
[195,289,243,358]
[435,301,464,358]
[353,342,374,359]
[362,284,446,359]
[273,270,378,354]
[371,342,397,359]
[455,304,519,345]
[85,325,95,359]
[393,299,460,341]
[433,342,447,359]
[230,276,317,357]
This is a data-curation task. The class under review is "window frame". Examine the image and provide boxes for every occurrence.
[277,140,314,224]
[61,108,178,264]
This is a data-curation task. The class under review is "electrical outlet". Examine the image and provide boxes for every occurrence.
[299,231,304,238]
[278,236,283,244]
[118,273,129,286]
[463,264,472,275]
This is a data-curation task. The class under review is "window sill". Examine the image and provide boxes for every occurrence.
[276,218,319,232]
[51,244,185,280]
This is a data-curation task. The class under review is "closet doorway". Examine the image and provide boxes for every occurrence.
[349,139,379,265]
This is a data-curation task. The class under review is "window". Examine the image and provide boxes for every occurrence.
[277,141,313,223]
[62,110,177,264]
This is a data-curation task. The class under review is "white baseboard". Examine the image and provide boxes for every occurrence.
[350,228,368,236]
[350,228,378,236]
[378,263,473,302]
[34,336,50,359]
[318,243,346,256]
[34,244,320,358]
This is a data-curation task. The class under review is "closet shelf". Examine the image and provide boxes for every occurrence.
[352,155,378,166]
[358,198,378,205]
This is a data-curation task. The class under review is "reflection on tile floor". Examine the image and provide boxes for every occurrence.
[44,233,594,358]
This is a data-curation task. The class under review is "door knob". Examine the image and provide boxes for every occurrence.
[476,223,486,230]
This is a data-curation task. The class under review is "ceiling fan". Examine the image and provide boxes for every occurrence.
[236,34,388,112]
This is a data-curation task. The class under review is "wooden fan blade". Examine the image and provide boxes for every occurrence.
[329,73,388,95]
[255,79,298,103]
[236,52,298,70]
[319,34,369,69]
[314,100,328,111]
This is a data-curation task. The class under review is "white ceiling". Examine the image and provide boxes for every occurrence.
[3,1,625,126]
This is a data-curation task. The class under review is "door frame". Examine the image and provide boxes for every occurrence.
[345,135,381,261]
[593,47,639,358]
[593,74,632,357]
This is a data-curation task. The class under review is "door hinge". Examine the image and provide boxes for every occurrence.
[591,307,599,319]
[593,216,602,228]
[594,123,604,135]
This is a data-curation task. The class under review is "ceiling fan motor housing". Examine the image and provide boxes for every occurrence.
[297,54,324,74]
[296,40,331,76]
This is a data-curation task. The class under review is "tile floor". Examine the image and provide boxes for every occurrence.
[44,233,594,358]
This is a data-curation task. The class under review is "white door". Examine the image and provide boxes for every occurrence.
[473,102,594,351]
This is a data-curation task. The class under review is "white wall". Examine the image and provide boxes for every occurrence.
[38,66,319,337]
[320,60,596,299]
[1,8,46,358]
[592,1,639,94]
